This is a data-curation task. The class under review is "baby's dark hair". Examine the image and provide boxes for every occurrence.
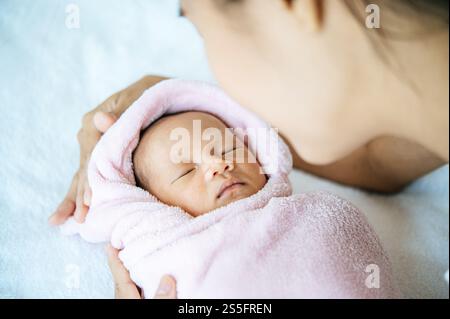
[132,112,187,190]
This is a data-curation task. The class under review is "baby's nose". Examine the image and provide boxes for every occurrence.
[204,160,234,180]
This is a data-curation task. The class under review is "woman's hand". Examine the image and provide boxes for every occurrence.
[48,75,166,225]
[48,111,117,225]
[106,245,177,299]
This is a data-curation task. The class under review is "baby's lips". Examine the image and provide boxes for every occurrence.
[216,178,244,199]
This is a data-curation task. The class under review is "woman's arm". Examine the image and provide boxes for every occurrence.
[283,133,445,193]
[49,75,167,225]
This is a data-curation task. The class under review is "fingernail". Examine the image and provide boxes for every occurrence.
[73,207,79,219]
[157,277,172,295]
[74,208,83,223]
[83,190,91,206]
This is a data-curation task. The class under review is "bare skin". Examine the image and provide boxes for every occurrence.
[133,111,266,216]
[178,0,448,192]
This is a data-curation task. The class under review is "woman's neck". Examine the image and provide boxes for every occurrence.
[378,29,449,161]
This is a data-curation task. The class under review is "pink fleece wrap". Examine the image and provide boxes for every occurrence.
[61,79,400,298]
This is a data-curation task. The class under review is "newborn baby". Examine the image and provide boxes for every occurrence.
[132,111,267,217]
[61,79,400,298]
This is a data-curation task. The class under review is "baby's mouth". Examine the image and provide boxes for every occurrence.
[217,179,246,199]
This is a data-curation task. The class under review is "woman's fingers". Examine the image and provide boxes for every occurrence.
[48,198,76,225]
[74,170,89,223]
[153,275,177,299]
[83,178,92,207]
[49,166,90,225]
[93,111,117,133]
[50,112,115,226]
[77,112,115,211]
[48,174,78,225]
[106,245,141,299]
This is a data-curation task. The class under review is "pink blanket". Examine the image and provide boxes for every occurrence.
[61,79,400,298]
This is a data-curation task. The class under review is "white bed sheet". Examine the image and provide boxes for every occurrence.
[0,0,448,299]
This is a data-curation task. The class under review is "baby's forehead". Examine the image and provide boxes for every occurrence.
[137,111,230,155]
[166,111,226,129]
[147,111,228,140]
[135,111,233,170]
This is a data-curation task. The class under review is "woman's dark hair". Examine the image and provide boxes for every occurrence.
[213,0,448,86]
[214,0,448,42]
[343,0,448,45]
[343,0,448,85]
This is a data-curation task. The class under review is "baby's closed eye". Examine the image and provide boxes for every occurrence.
[171,147,242,184]
[221,146,237,155]
[172,167,196,184]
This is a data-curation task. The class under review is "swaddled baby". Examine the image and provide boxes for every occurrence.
[61,79,400,298]
[132,110,267,217]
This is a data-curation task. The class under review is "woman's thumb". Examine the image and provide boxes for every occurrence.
[93,111,117,133]
[153,275,177,299]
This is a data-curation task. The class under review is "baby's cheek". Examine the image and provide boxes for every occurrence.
[238,162,267,189]
[176,180,212,215]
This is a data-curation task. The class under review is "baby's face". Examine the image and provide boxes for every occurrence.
[133,111,267,217]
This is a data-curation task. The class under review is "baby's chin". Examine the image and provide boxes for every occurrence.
[191,194,249,217]
[185,183,265,217]
[214,183,259,208]
[185,187,252,217]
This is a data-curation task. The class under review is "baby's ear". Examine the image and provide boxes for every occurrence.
[287,0,323,32]
[93,111,118,133]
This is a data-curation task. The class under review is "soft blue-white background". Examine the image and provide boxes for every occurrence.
[0,0,448,298]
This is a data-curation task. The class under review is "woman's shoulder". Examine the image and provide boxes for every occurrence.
[364,136,446,191]
[290,135,446,193]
